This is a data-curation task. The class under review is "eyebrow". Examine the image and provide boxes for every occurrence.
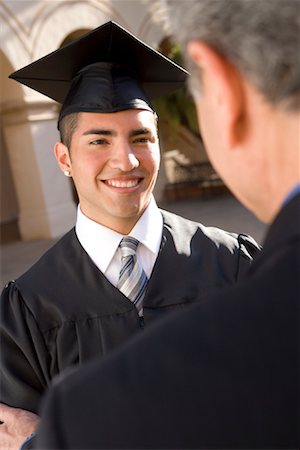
[82,129,116,136]
[82,128,152,137]
[129,128,152,138]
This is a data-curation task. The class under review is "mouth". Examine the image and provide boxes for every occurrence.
[103,178,142,189]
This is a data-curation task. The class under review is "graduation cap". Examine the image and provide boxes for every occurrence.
[9,21,188,126]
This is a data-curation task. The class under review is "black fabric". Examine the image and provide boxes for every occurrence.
[35,195,299,449]
[58,62,153,122]
[0,210,259,415]
[8,21,188,122]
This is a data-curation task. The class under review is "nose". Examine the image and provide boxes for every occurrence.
[109,142,139,172]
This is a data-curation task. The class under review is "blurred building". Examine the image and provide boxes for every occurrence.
[1,0,210,243]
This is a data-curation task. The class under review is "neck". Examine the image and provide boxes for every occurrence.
[248,104,300,224]
[266,109,299,222]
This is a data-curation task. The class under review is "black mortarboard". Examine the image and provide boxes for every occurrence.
[9,21,188,126]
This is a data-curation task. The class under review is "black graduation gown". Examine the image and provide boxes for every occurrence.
[35,195,299,449]
[0,210,260,414]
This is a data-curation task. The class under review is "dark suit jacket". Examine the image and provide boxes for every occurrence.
[36,194,299,448]
[0,210,259,414]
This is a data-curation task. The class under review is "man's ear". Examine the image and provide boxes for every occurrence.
[54,142,72,175]
[187,40,246,148]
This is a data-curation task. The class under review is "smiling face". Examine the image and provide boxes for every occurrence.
[55,110,160,234]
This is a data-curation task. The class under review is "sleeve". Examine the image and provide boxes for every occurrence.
[0,281,51,414]
[236,233,262,280]
[34,385,65,449]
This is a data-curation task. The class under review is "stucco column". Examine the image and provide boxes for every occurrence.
[2,99,76,240]
[153,153,168,204]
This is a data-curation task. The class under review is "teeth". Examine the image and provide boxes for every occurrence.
[106,179,139,188]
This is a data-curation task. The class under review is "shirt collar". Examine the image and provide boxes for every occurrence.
[282,183,300,207]
[75,196,162,273]
[76,207,122,274]
[129,196,163,256]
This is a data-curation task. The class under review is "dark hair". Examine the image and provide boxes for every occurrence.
[58,112,79,149]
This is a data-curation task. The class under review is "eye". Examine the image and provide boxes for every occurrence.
[133,136,152,144]
[89,138,109,146]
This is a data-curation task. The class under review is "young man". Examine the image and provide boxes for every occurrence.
[0,21,260,447]
[34,1,299,448]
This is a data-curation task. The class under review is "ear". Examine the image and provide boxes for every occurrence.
[187,40,246,148]
[54,142,72,176]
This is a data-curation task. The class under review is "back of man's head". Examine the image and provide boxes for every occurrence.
[166,0,300,112]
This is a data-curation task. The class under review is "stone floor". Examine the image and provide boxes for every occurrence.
[0,193,267,290]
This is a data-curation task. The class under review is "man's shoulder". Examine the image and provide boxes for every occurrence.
[160,208,261,259]
[13,228,77,288]
[161,207,244,242]
[0,229,82,328]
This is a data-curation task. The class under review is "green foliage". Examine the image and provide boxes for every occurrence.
[152,42,200,137]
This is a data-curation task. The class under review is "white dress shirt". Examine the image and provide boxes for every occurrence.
[75,196,163,287]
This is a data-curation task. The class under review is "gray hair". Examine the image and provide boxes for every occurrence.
[165,0,300,111]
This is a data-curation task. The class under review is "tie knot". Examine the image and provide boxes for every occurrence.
[119,236,139,257]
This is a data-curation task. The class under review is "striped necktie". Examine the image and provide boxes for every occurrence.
[117,237,148,316]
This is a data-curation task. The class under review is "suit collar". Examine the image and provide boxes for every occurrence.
[262,192,300,251]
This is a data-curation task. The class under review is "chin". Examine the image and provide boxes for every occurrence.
[115,204,143,219]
